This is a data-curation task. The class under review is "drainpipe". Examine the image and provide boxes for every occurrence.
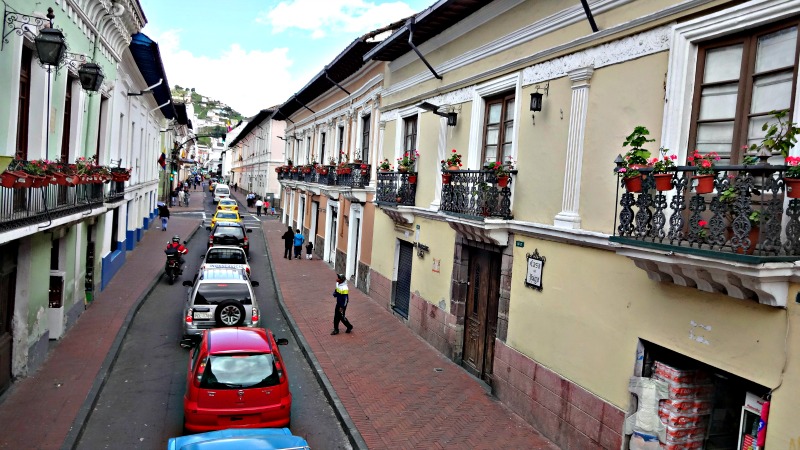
[407,18,442,80]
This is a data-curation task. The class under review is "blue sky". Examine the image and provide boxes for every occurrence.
[139,0,432,116]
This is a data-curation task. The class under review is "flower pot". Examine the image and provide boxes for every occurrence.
[30,175,47,188]
[786,178,800,198]
[408,174,417,184]
[442,173,452,184]
[396,196,403,203]
[497,175,510,188]
[653,173,673,191]
[448,165,459,171]
[64,175,79,186]
[379,169,390,173]
[624,175,643,193]
[727,226,760,255]
[398,166,409,173]
[360,169,368,175]
[0,171,25,188]
[694,175,715,194]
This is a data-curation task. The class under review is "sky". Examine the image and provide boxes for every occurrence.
[138,0,433,117]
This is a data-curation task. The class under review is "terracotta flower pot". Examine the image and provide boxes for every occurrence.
[653,173,673,191]
[785,177,800,198]
[1,171,25,188]
[694,175,715,194]
[497,175,510,188]
[624,175,643,193]
[398,166,409,173]
[408,174,417,184]
[448,165,459,171]
[442,173,452,184]
[30,175,47,188]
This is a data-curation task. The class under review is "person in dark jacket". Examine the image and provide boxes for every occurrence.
[281,226,294,259]
[158,204,170,231]
[331,273,353,335]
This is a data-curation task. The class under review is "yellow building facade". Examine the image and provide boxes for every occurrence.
[365,1,800,449]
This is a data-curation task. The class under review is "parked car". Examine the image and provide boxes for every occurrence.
[207,221,252,255]
[210,210,242,228]
[213,184,231,203]
[200,245,250,277]
[216,198,239,212]
[181,328,292,433]
[167,428,308,450]
[181,268,260,340]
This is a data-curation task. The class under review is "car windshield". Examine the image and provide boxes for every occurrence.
[200,353,278,389]
[205,249,246,264]
[216,187,230,195]
[195,284,251,305]
[216,212,238,220]
[220,201,236,206]
[214,226,244,238]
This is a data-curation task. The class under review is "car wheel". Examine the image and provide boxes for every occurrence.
[214,300,246,327]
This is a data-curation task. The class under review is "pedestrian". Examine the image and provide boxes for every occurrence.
[305,241,314,260]
[331,273,353,335]
[170,189,178,207]
[264,199,271,216]
[159,204,170,231]
[282,226,294,259]
[255,197,263,216]
[293,229,304,259]
[177,189,185,207]
[234,183,238,192]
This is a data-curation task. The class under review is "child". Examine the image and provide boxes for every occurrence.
[305,241,314,260]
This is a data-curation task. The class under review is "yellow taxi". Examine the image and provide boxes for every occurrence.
[217,198,239,212]
[210,210,242,228]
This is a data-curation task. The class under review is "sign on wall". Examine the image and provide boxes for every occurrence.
[525,249,546,291]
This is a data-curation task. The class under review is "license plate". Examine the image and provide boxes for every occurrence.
[194,311,212,320]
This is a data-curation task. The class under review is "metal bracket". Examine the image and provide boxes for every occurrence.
[2,4,52,51]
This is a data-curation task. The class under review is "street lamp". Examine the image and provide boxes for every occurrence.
[78,62,105,92]
[33,25,67,66]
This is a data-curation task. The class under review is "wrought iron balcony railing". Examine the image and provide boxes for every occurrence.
[105,181,125,202]
[440,169,516,219]
[376,171,417,206]
[0,183,106,232]
[277,164,371,188]
[612,165,800,260]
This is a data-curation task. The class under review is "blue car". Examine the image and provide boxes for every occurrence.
[167,428,309,450]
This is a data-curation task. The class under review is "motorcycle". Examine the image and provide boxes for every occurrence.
[165,249,184,285]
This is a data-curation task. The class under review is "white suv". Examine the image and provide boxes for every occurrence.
[199,245,251,277]
[181,267,260,341]
[212,183,230,204]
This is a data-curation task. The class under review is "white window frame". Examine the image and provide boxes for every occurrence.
[468,72,522,169]
[661,0,800,161]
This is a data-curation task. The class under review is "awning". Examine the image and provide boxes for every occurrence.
[129,32,176,119]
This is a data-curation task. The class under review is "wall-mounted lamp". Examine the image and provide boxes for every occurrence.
[418,101,457,127]
[529,81,549,125]
[77,62,104,91]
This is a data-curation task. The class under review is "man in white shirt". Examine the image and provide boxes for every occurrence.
[255,198,263,216]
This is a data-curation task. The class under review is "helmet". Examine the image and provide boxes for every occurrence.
[172,235,181,243]
[336,273,346,282]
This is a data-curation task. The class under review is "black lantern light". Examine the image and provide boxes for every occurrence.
[529,92,543,112]
[34,26,67,66]
[418,101,458,127]
[78,62,104,92]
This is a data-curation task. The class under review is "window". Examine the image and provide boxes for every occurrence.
[95,96,108,163]
[482,92,515,164]
[320,131,326,163]
[110,207,120,252]
[403,116,417,154]
[689,20,800,164]
[17,46,32,160]
[361,114,371,163]
[200,354,278,389]
[61,76,76,163]
[337,125,345,162]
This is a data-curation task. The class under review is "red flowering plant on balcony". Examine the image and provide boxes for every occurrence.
[396,150,418,172]
[441,149,462,170]
[786,156,800,178]
[686,150,719,175]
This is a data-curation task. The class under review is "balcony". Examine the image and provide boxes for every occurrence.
[0,182,109,232]
[440,169,516,219]
[376,171,417,206]
[277,164,371,189]
[611,164,800,307]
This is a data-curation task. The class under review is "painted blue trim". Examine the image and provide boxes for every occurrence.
[135,227,142,243]
[101,247,126,290]
[143,217,150,230]
[125,231,135,251]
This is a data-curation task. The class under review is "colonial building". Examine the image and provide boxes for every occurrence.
[228,108,285,206]
[0,0,179,394]
[364,0,800,449]
[274,21,403,289]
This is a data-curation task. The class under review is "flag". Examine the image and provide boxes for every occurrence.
[158,151,166,169]
[226,120,232,132]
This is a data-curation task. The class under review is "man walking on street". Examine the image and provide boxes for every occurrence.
[331,273,353,335]
[159,204,170,231]
[282,226,294,259]
[255,197,263,216]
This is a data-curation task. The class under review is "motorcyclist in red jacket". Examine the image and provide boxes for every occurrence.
[165,235,188,266]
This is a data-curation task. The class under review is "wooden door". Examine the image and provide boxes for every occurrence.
[0,243,18,394]
[462,249,500,382]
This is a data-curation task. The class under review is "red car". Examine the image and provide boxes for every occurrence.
[183,328,292,433]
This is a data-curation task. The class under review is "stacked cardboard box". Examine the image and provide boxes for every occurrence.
[654,361,714,450]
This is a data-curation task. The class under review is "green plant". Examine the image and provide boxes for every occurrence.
[650,147,677,173]
[485,161,510,177]
[378,159,392,170]
[616,166,641,179]
[747,110,800,158]
[621,126,655,166]
[396,150,419,169]
[287,158,294,166]
[328,156,337,166]
[441,149,462,170]
[687,150,719,175]
[20,159,48,176]
[697,220,709,241]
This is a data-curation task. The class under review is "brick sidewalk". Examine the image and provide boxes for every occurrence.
[258,215,558,449]
[0,217,200,450]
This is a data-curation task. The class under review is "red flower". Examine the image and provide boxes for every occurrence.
[698,220,708,227]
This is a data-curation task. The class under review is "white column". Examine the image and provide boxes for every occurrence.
[554,66,594,230]
[431,116,447,209]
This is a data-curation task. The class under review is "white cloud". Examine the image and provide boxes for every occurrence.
[258,0,416,38]
[154,30,298,117]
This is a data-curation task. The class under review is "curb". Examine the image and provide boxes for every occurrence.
[261,224,368,450]
[62,222,202,450]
